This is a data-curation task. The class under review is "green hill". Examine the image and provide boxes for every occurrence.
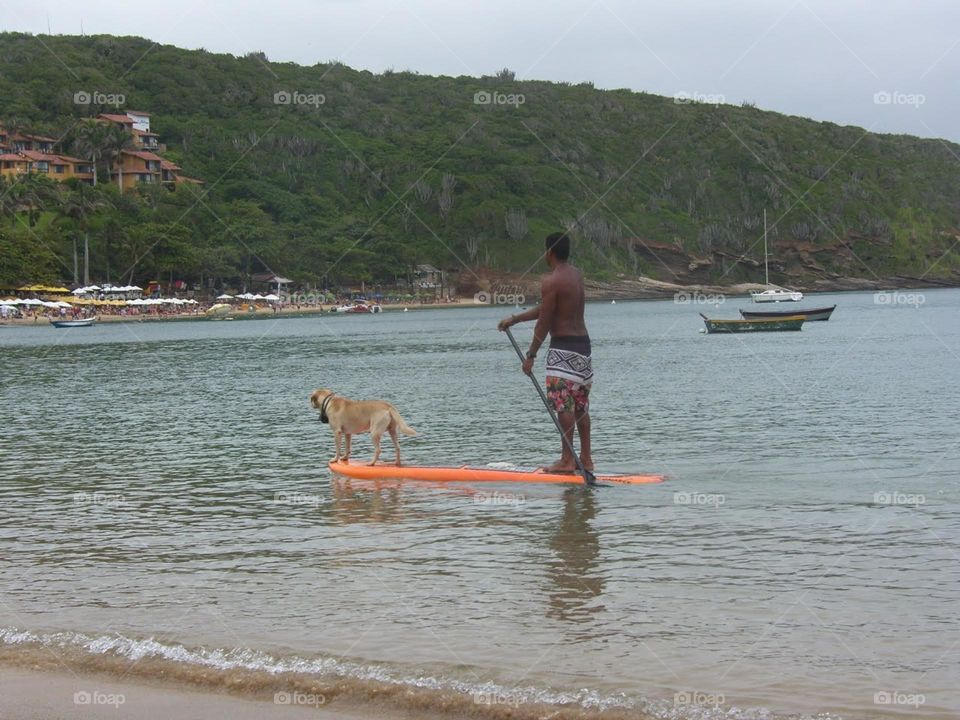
[1,31,958,292]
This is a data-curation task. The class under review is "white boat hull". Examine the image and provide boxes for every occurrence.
[750,290,803,303]
[50,317,96,328]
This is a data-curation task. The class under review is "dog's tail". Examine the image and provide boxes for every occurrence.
[390,408,418,436]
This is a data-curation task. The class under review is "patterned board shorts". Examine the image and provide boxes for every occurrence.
[546,376,591,414]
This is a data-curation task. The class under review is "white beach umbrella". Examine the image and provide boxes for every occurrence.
[21,298,43,306]
[216,294,234,300]
[263,293,280,301]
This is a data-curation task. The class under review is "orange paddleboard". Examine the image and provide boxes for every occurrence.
[328,461,664,485]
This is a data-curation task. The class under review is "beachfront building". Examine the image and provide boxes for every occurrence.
[97,112,198,190]
[125,110,151,133]
[7,131,56,153]
[0,150,94,183]
[115,149,163,191]
[0,112,201,190]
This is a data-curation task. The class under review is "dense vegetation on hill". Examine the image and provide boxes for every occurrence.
[1,31,958,291]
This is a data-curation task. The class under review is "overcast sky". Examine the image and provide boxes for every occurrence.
[6,0,960,142]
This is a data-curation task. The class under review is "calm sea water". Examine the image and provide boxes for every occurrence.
[1,291,958,719]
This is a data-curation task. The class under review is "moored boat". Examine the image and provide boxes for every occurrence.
[740,304,836,321]
[50,317,96,328]
[750,288,803,303]
[750,209,802,302]
[700,313,804,333]
[335,302,382,313]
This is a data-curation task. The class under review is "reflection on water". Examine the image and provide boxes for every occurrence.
[330,478,407,525]
[547,488,603,623]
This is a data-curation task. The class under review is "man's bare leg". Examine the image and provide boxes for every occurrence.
[575,410,593,471]
[544,410,577,472]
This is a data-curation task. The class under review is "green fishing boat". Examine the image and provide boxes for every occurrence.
[700,313,805,333]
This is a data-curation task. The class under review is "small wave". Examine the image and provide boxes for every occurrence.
[0,626,838,720]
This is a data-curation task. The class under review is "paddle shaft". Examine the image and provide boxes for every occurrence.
[505,327,597,486]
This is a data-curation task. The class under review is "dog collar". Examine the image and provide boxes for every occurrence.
[319,394,334,424]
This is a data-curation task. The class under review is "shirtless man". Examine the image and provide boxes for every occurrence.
[498,232,593,472]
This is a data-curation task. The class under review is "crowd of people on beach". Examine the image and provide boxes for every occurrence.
[0,286,463,325]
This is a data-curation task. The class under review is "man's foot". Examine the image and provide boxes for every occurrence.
[542,459,577,473]
[579,456,594,472]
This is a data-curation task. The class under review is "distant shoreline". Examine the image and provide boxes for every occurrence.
[2,282,955,328]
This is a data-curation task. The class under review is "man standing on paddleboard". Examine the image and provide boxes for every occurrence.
[498,232,593,472]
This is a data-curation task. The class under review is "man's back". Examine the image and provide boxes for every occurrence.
[545,263,588,338]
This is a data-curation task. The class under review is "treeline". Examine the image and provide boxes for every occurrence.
[1,31,959,289]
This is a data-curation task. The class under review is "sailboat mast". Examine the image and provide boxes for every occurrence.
[763,208,769,286]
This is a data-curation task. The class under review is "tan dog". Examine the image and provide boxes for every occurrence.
[310,389,417,466]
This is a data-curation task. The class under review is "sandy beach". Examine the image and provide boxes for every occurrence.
[0,666,413,720]
[0,298,481,326]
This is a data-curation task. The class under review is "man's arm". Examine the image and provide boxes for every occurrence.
[527,276,556,359]
[497,304,539,331]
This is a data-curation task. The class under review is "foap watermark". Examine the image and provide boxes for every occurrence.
[73,690,125,708]
[74,90,125,107]
[674,690,725,709]
[473,90,525,107]
[674,90,725,105]
[274,691,326,707]
[73,491,125,509]
[674,290,726,306]
[874,691,925,708]
[874,491,925,508]
[874,291,925,308]
[274,491,324,508]
[474,284,525,305]
[472,690,521,708]
[285,291,326,306]
[474,491,526,507]
[674,491,725,508]
[274,90,325,107]
[873,91,925,108]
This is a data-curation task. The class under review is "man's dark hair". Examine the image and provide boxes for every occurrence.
[545,232,570,261]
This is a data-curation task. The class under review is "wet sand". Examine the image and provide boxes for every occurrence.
[0,666,410,720]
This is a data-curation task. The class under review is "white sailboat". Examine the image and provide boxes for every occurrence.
[751,209,803,303]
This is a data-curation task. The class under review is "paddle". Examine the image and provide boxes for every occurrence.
[504,327,598,486]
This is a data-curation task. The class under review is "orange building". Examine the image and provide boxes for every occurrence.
[0,113,201,190]
[0,150,94,183]
[114,149,163,191]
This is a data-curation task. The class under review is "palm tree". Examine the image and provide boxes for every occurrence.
[0,175,17,226]
[71,119,110,187]
[57,183,106,285]
[9,173,53,228]
[103,124,134,192]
